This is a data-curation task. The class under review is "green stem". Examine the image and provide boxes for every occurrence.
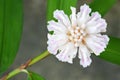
[1,50,50,80]
[6,68,22,79]
[29,50,50,66]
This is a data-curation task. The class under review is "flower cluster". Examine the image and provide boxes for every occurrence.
[47,4,109,67]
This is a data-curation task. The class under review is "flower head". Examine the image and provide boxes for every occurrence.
[47,4,109,67]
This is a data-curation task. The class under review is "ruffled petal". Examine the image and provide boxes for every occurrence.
[54,10,71,27]
[77,4,91,27]
[47,20,67,34]
[70,7,77,27]
[86,12,107,33]
[56,43,77,63]
[47,34,68,55]
[78,44,92,67]
[85,34,109,55]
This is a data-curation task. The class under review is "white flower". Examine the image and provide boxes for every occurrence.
[47,4,109,68]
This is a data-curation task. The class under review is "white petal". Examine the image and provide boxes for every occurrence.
[47,20,67,34]
[77,4,91,27]
[54,10,71,27]
[86,12,107,33]
[47,34,68,55]
[70,7,77,26]
[85,34,109,55]
[78,44,92,68]
[56,43,77,64]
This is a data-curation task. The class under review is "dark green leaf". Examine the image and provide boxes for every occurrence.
[99,37,120,65]
[47,0,78,21]
[47,0,60,21]
[27,71,45,80]
[89,0,117,16]
[60,0,78,15]
[0,0,23,74]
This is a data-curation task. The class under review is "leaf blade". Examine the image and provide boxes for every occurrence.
[89,0,117,16]
[60,0,78,15]
[47,0,60,21]
[0,0,23,74]
[46,0,78,21]
[27,71,45,80]
[99,37,120,65]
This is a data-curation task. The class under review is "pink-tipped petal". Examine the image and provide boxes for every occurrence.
[85,34,109,55]
[47,34,68,55]
[54,10,71,27]
[70,7,77,27]
[47,20,67,34]
[56,43,77,64]
[77,4,91,26]
[78,44,92,67]
[86,12,107,33]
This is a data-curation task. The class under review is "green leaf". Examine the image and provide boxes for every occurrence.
[99,37,120,65]
[47,0,78,21]
[59,0,78,15]
[47,0,60,21]
[27,71,45,80]
[89,0,117,16]
[0,0,23,74]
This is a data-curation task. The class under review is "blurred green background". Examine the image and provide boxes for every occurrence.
[10,0,120,80]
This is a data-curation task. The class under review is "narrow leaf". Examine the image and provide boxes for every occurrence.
[47,0,78,21]
[0,0,4,73]
[0,0,23,74]
[99,37,120,65]
[89,0,117,16]
[27,71,45,80]
[60,0,78,15]
[47,0,60,21]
